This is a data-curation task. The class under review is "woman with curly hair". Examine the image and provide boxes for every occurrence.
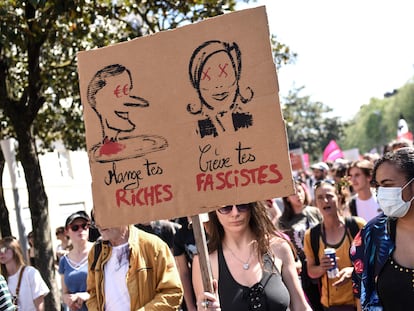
[350,147,414,310]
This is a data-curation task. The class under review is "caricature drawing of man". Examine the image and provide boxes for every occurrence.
[87,64,167,163]
[187,40,254,138]
[87,64,149,143]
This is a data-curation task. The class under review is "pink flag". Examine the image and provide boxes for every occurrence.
[323,140,344,162]
[303,153,310,169]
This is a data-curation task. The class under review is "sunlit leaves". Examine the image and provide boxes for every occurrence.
[1,0,293,152]
[282,86,345,161]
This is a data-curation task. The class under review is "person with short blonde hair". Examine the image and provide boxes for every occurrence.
[347,160,381,222]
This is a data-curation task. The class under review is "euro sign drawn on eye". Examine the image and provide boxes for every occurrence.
[86,64,169,164]
[77,6,295,228]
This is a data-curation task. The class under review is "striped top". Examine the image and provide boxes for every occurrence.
[0,275,14,311]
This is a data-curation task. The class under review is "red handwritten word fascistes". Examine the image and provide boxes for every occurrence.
[196,164,283,192]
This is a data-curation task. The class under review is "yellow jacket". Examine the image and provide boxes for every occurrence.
[86,225,183,310]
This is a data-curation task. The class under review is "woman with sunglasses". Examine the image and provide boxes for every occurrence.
[303,180,366,311]
[59,211,93,311]
[192,201,312,311]
[350,147,414,311]
[0,236,49,311]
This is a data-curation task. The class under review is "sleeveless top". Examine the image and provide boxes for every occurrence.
[218,246,290,311]
[377,257,414,310]
[377,220,414,311]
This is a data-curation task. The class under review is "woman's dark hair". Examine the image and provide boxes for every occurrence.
[372,147,414,186]
[55,226,65,236]
[280,180,310,228]
[313,179,350,209]
[187,40,253,114]
[207,201,279,262]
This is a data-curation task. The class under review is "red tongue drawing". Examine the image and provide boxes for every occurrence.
[99,138,126,156]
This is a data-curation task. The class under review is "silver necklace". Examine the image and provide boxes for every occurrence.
[67,255,88,268]
[225,243,253,270]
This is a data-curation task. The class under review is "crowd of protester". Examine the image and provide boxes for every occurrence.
[1,138,414,310]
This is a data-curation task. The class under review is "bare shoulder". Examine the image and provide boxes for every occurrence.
[194,250,219,274]
[269,236,292,259]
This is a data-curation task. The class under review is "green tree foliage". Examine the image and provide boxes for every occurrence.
[282,87,345,162]
[0,1,295,309]
[271,34,297,69]
[342,80,414,154]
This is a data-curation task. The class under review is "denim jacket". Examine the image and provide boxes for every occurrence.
[350,213,396,311]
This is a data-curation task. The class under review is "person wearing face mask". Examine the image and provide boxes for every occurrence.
[350,147,414,311]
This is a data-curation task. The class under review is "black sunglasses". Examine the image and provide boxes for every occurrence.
[70,223,90,232]
[217,204,251,214]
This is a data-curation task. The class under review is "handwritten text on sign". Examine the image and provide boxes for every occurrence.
[77,7,293,227]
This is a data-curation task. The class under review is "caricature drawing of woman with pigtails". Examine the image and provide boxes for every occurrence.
[187,40,254,138]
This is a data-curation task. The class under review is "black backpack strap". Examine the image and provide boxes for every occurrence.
[387,217,397,242]
[91,239,103,271]
[349,197,357,216]
[311,219,359,265]
[345,216,360,238]
[310,224,322,266]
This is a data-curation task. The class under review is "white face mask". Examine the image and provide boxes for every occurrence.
[377,177,414,218]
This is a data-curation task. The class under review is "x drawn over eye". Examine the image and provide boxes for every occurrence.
[218,63,228,77]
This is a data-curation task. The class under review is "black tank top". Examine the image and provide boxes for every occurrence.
[377,218,414,310]
[218,246,290,311]
[377,258,414,310]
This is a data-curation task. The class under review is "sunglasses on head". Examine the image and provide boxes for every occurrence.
[217,203,251,214]
[314,179,336,190]
[0,247,9,254]
[70,223,89,232]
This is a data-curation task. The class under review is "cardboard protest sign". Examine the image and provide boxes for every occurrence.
[77,6,294,227]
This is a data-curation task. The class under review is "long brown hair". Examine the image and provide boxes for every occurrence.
[0,236,26,279]
[280,180,311,227]
[207,201,280,262]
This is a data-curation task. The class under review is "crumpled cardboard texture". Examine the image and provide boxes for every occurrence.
[77,6,294,227]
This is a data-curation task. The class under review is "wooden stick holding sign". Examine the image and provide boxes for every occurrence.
[191,214,214,293]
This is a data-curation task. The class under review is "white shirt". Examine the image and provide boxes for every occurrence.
[7,266,49,311]
[104,242,130,311]
[356,195,381,222]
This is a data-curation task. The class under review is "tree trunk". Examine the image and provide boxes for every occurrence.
[0,150,12,238]
[17,129,59,311]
